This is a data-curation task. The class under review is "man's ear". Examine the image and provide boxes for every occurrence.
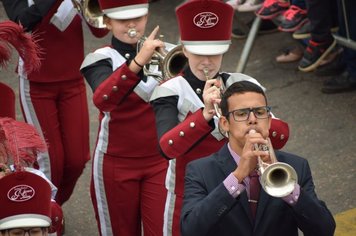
[268,114,272,130]
[219,115,230,133]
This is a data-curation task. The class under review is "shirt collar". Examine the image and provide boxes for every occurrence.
[227,142,240,165]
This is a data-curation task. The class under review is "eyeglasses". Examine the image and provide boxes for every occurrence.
[7,227,46,236]
[226,106,271,122]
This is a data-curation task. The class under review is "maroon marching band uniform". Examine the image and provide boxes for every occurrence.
[80,0,168,235]
[149,1,290,235]
[1,0,108,207]
[0,20,69,236]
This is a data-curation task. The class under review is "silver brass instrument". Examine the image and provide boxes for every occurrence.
[203,68,225,118]
[137,36,187,83]
[250,129,298,198]
[72,0,106,28]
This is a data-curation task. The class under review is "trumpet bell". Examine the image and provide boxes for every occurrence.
[260,162,298,198]
[138,38,187,82]
[162,45,187,79]
[84,0,105,28]
[72,0,106,28]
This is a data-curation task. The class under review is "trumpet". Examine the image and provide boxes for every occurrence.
[250,129,297,198]
[72,0,106,28]
[137,36,187,83]
[203,68,225,118]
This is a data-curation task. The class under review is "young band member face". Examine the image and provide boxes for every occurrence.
[183,48,223,81]
[220,92,271,153]
[1,227,48,236]
[105,15,148,45]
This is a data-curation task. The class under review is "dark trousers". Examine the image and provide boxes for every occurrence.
[306,0,338,42]
[337,0,356,78]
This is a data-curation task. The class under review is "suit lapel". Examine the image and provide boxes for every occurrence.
[215,145,254,225]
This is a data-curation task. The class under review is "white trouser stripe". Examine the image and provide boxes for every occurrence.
[19,77,51,180]
[93,112,112,236]
[163,191,176,236]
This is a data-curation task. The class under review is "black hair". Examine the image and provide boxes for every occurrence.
[220,80,267,117]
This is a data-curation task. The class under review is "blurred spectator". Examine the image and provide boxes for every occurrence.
[321,0,356,93]
[298,0,339,72]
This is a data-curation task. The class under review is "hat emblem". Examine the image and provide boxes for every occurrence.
[7,185,35,202]
[193,12,219,28]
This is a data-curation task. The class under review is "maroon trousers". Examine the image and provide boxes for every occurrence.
[19,78,90,205]
[90,151,168,236]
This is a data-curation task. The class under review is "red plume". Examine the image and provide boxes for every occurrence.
[0,118,47,171]
[0,41,11,66]
[0,20,42,73]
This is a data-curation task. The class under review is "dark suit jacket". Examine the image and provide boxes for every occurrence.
[181,144,335,236]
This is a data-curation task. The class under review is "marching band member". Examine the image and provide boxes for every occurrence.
[0,117,64,236]
[149,1,289,235]
[80,0,168,235]
[1,0,108,208]
[0,171,53,236]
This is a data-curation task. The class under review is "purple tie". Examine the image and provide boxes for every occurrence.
[249,170,260,220]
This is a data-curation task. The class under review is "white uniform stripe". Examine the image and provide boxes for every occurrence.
[163,159,176,236]
[19,76,51,180]
[163,191,176,236]
[93,112,112,236]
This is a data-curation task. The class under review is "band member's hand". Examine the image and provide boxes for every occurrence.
[202,78,221,121]
[135,26,165,66]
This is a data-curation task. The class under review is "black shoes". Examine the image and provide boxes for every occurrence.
[231,19,278,39]
[232,28,248,39]
[321,72,356,94]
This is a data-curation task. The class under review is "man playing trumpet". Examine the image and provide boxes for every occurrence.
[180,80,336,236]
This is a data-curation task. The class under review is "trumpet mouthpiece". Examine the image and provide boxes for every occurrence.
[128,28,137,38]
[249,129,256,134]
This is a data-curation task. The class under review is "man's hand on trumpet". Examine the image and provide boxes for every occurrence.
[233,129,271,183]
[131,26,165,74]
